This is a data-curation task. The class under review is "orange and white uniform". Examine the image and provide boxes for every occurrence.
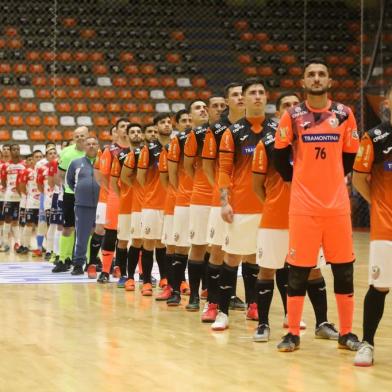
[110,147,132,242]
[353,124,392,287]
[138,141,166,240]
[184,124,213,245]
[94,149,108,225]
[167,131,193,247]
[275,100,359,267]
[218,117,275,255]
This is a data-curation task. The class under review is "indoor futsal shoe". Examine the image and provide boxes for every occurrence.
[201,302,218,323]
[52,261,68,273]
[354,342,374,367]
[200,289,208,300]
[253,324,270,342]
[87,264,97,279]
[97,272,110,284]
[159,278,168,289]
[71,265,84,276]
[277,333,300,352]
[185,295,200,311]
[112,266,121,279]
[156,285,172,301]
[166,292,181,306]
[124,279,135,291]
[246,303,258,321]
[141,283,153,296]
[338,333,361,351]
[180,281,190,295]
[229,296,246,310]
[315,322,339,340]
[117,276,127,288]
[211,312,229,331]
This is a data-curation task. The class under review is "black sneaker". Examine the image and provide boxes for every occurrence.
[97,272,110,284]
[229,296,246,310]
[16,246,26,254]
[64,258,72,271]
[167,291,181,306]
[277,333,300,352]
[44,252,52,261]
[338,332,361,351]
[52,261,68,273]
[185,295,200,311]
[71,265,84,275]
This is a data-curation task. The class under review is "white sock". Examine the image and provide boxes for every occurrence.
[11,225,20,244]
[54,228,62,255]
[22,226,33,248]
[46,224,56,253]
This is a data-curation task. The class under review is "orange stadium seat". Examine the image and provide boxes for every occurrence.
[90,52,104,62]
[280,79,295,88]
[86,89,101,99]
[36,89,51,99]
[0,130,10,140]
[54,89,67,99]
[261,43,274,52]
[143,115,154,125]
[140,64,156,75]
[98,130,111,141]
[29,130,46,141]
[3,88,17,98]
[254,32,269,42]
[80,29,96,39]
[112,77,127,87]
[288,66,302,76]
[73,103,88,112]
[362,56,372,65]
[0,39,5,48]
[385,66,392,76]
[134,90,148,100]
[118,90,132,99]
[93,64,108,75]
[275,43,289,52]
[33,76,47,86]
[161,77,176,88]
[56,103,71,113]
[74,51,88,61]
[198,90,212,100]
[342,56,355,65]
[123,103,138,112]
[8,39,22,49]
[13,64,27,73]
[192,77,207,88]
[348,44,360,54]
[0,103,3,111]
[22,102,38,112]
[125,65,139,75]
[107,103,121,112]
[166,53,181,63]
[47,130,63,141]
[334,91,349,101]
[90,103,105,112]
[240,32,253,41]
[331,80,340,89]
[26,51,40,61]
[334,66,348,77]
[43,51,56,61]
[326,55,340,65]
[183,90,197,100]
[243,66,257,76]
[342,79,355,89]
[238,54,252,64]
[26,116,42,126]
[258,66,273,76]
[128,115,142,124]
[0,63,11,73]
[43,116,59,126]
[9,116,24,126]
[281,55,296,64]
[0,117,6,126]
[234,20,248,30]
[58,51,72,62]
[103,89,116,99]
[69,89,84,99]
[145,77,160,87]
[63,18,77,28]
[65,77,79,86]
[166,90,181,100]
[130,77,144,87]
[120,52,134,62]
[29,64,44,73]
[6,102,21,112]
[49,76,64,86]
[94,116,110,127]
[5,27,18,37]
[140,103,154,113]
[171,31,185,41]
[63,130,74,140]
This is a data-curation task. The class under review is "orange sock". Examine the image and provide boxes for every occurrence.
[102,251,114,274]
[335,293,354,335]
[287,296,305,336]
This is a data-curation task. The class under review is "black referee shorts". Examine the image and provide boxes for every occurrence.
[63,192,76,228]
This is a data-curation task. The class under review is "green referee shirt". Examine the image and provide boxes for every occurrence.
[58,144,86,194]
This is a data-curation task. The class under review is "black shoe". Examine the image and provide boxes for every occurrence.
[338,332,361,351]
[71,265,84,275]
[185,295,200,311]
[16,246,25,254]
[229,296,246,310]
[64,258,72,271]
[52,261,68,273]
[97,272,110,284]
[167,291,181,306]
[277,333,300,352]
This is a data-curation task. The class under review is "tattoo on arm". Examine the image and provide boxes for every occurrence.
[220,188,229,207]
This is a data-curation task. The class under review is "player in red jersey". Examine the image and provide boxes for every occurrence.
[353,85,392,366]
[201,83,245,322]
[0,144,11,251]
[274,58,360,352]
[137,113,173,295]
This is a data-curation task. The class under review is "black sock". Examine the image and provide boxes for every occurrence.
[363,285,388,345]
[89,233,103,264]
[115,247,128,277]
[127,246,140,279]
[155,247,167,280]
[172,253,187,293]
[201,252,210,290]
[207,262,221,304]
[218,263,237,315]
[141,249,154,284]
[276,267,288,315]
[307,277,328,327]
[166,253,174,287]
[188,259,204,299]
[256,279,274,325]
[231,266,239,298]
[242,262,259,304]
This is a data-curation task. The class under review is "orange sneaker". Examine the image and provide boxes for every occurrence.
[32,249,43,258]
[156,285,172,301]
[201,303,218,323]
[200,289,208,300]
[180,281,190,295]
[159,278,168,289]
[246,302,259,321]
[112,266,121,278]
[87,264,97,279]
[141,283,153,296]
[125,278,135,291]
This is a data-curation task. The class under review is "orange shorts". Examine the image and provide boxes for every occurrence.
[287,214,355,267]
[104,192,120,230]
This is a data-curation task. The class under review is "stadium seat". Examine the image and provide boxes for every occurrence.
[8,39,22,49]
[58,51,72,62]
[177,77,191,87]
[36,89,51,99]
[113,77,127,87]
[40,102,55,112]
[97,77,111,86]
[29,64,44,73]
[22,102,38,112]
[261,43,274,52]
[49,77,64,86]
[254,32,269,42]
[150,90,165,99]
[26,51,40,61]
[80,29,96,39]
[73,103,88,113]
[3,88,18,98]
[43,51,56,61]
[167,53,181,63]
[0,117,6,126]
[26,116,42,126]
[90,103,105,113]
[118,90,132,99]
[98,130,111,141]
[124,65,139,75]
[171,31,185,41]
[14,64,27,73]
[134,90,149,100]
[123,103,138,112]
[0,130,10,141]
[120,52,134,62]
[161,77,176,88]
[86,89,101,99]
[0,63,11,73]
[140,103,154,113]
[243,66,257,76]
[238,54,252,64]
[281,55,296,64]
[6,102,21,112]
[47,130,63,141]
[198,90,212,100]
[12,129,28,140]
[103,89,116,99]
[77,116,92,126]
[65,77,80,86]
[54,89,67,99]
[166,90,181,100]
[130,77,144,87]
[280,79,295,88]
[69,89,84,99]
[74,51,89,61]
[90,52,104,62]
[94,116,110,127]
[240,32,253,41]
[234,20,248,30]
[334,66,348,77]
[288,66,302,76]
[156,103,170,112]
[258,66,273,76]
[141,64,156,75]
[171,103,186,112]
[60,116,76,126]
[29,130,46,141]
[107,103,121,112]
[145,77,160,87]
[93,64,108,75]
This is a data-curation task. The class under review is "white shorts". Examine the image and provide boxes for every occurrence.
[95,202,107,225]
[257,228,326,269]
[223,213,261,255]
[206,206,226,246]
[141,209,164,240]
[161,214,175,246]
[117,214,131,242]
[369,240,392,288]
[130,211,142,239]
[172,206,190,247]
[189,204,211,245]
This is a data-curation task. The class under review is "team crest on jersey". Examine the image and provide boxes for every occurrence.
[174,232,180,242]
[371,265,380,280]
[352,130,359,140]
[374,129,382,136]
[210,228,215,239]
[144,227,151,235]
[329,117,339,128]
[190,230,195,239]
[279,127,288,141]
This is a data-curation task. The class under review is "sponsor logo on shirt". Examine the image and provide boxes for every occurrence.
[302,133,340,143]
[242,145,256,155]
[374,132,390,142]
[384,161,392,171]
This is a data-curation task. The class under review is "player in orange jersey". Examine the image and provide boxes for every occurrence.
[201,83,245,322]
[137,114,173,295]
[274,58,360,352]
[353,85,392,367]
[96,118,130,283]
[211,78,276,331]
[252,92,338,342]
[110,123,143,287]
[120,124,158,291]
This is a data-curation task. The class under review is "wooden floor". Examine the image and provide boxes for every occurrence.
[1,232,391,392]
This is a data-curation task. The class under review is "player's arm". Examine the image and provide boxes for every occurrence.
[98,148,112,191]
[184,131,197,179]
[36,168,45,193]
[252,141,267,203]
[120,152,135,187]
[1,164,6,189]
[17,171,27,195]
[218,129,235,223]
[273,112,294,182]
[342,108,360,176]
[352,134,373,204]
[47,159,57,188]
[201,130,217,187]
[136,146,149,186]
[158,150,169,188]
[110,157,121,197]
[167,137,180,189]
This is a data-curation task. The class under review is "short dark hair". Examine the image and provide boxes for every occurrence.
[223,82,242,98]
[276,91,301,111]
[109,125,116,135]
[303,57,330,74]
[208,94,225,105]
[153,113,171,125]
[32,149,43,156]
[10,143,19,149]
[115,117,129,128]
[25,154,33,159]
[2,143,11,149]
[142,124,155,133]
[127,122,142,133]
[175,109,189,123]
[242,77,266,95]
[187,99,206,112]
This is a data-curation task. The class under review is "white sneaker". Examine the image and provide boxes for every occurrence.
[211,311,229,331]
[283,315,306,330]
[354,342,374,367]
